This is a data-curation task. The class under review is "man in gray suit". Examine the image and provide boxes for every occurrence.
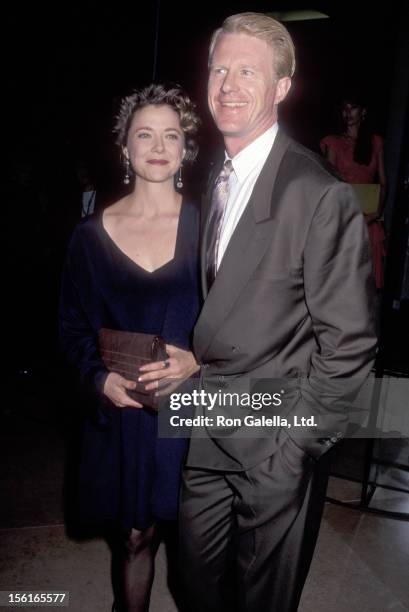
[177,11,377,612]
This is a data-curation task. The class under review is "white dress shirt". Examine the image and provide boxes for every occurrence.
[217,123,278,269]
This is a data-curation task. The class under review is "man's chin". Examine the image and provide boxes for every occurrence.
[216,124,245,138]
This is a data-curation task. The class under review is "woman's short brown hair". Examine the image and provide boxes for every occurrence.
[113,84,200,162]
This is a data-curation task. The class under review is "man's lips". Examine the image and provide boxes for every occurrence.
[147,159,169,165]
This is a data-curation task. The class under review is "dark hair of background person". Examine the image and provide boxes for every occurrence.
[336,91,374,166]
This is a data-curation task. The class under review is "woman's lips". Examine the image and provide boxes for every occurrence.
[147,159,169,165]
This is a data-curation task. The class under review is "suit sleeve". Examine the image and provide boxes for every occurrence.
[287,181,377,458]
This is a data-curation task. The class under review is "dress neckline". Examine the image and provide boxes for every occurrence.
[99,200,186,275]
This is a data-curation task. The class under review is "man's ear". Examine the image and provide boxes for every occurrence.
[275,77,292,105]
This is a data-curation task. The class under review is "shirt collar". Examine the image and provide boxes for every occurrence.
[225,123,279,183]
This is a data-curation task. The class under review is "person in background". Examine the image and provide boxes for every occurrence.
[321,94,387,289]
[76,161,98,217]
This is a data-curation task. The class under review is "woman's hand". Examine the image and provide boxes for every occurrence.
[138,345,200,395]
[103,372,143,408]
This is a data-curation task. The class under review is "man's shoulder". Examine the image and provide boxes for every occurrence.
[283,136,339,186]
[270,133,353,216]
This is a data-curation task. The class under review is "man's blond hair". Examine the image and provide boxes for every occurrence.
[209,12,296,79]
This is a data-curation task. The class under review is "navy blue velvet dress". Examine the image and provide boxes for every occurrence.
[59,201,200,530]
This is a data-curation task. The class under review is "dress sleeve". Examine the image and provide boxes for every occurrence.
[319,135,334,155]
[59,227,109,399]
[372,134,384,156]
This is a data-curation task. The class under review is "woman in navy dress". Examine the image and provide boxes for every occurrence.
[59,84,201,611]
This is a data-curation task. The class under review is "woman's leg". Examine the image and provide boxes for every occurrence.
[112,525,160,612]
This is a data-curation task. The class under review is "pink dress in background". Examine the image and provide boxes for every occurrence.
[320,134,385,288]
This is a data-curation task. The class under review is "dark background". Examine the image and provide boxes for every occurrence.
[5,1,401,187]
[4,0,408,374]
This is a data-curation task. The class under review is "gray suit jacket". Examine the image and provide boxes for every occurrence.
[187,129,377,470]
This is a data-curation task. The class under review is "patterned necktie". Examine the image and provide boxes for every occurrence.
[206,159,233,289]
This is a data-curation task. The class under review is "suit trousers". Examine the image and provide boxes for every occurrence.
[179,432,330,612]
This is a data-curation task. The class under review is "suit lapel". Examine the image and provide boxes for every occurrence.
[194,129,291,360]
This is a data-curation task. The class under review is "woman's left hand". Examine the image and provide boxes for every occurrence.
[138,345,200,395]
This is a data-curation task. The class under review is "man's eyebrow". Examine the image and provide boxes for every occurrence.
[210,61,259,69]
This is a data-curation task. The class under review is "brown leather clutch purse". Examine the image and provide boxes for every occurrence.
[98,328,168,410]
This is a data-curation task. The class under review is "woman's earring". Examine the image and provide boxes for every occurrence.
[123,157,131,185]
[176,166,183,189]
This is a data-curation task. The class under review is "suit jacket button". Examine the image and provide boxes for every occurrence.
[321,438,332,447]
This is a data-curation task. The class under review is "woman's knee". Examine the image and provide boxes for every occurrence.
[122,526,156,558]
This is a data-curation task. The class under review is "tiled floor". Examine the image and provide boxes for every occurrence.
[1,379,408,612]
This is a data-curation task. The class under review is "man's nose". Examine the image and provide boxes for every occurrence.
[220,70,238,93]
